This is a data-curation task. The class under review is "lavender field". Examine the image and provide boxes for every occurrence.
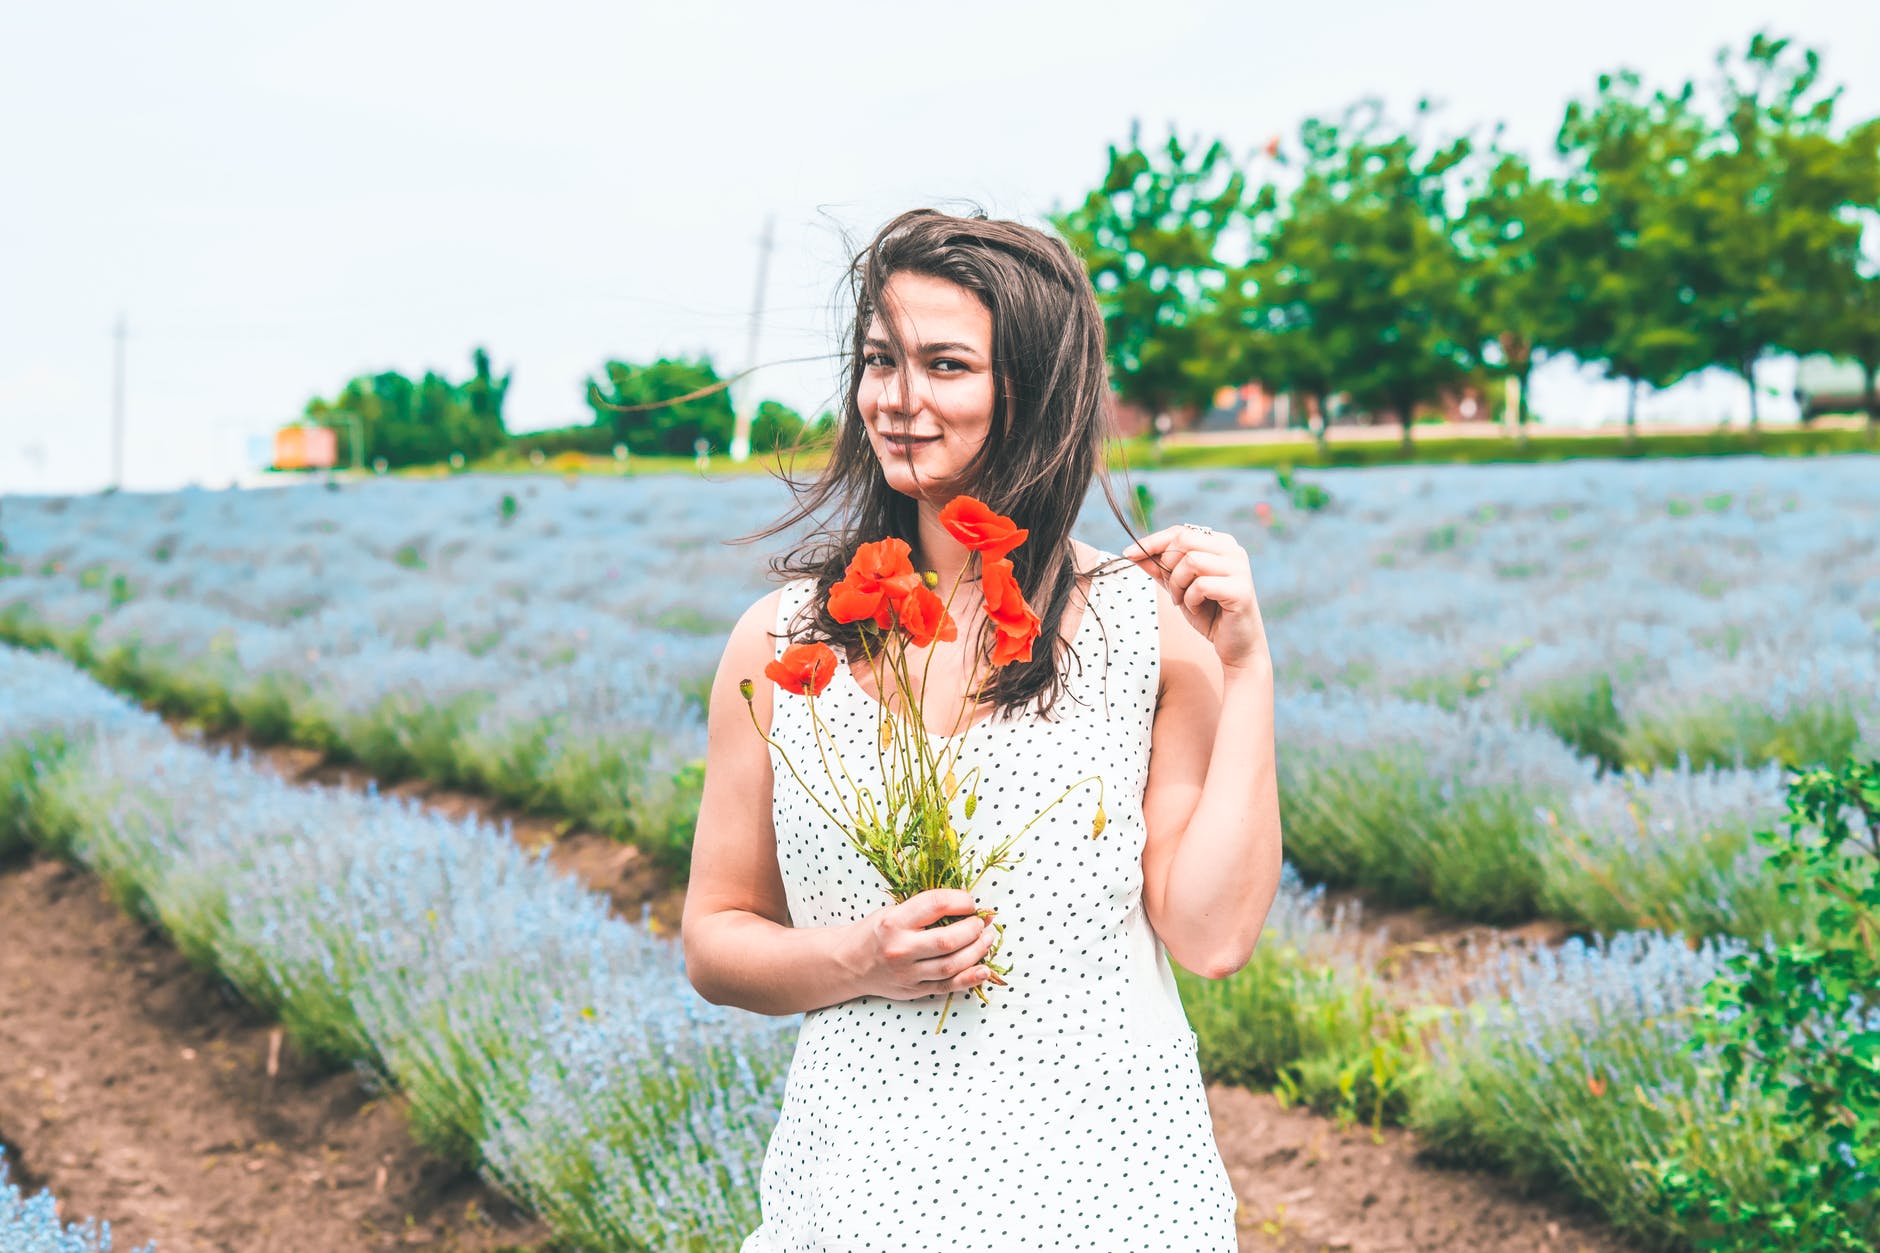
[2,455,1876,1249]
[3,457,1874,919]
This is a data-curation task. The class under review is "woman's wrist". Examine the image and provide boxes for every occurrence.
[833,917,877,1001]
[1221,648,1274,685]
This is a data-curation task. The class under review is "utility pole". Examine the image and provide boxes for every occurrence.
[111,312,127,490]
[729,215,775,463]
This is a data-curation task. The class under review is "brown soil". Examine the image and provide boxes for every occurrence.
[1318,887,1578,1009]
[0,855,548,1253]
[1213,1086,1634,1252]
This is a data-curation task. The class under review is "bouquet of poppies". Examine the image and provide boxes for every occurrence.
[743,496,1105,1032]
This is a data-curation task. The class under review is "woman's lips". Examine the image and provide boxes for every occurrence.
[882,433,941,451]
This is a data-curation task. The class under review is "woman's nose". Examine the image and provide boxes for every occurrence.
[877,368,913,415]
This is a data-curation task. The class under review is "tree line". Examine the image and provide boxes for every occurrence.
[302,350,830,471]
[1051,31,1880,447]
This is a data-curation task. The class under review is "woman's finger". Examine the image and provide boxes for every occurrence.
[1127,531,1209,581]
[1120,526,1185,561]
[1122,523,1221,568]
[1181,573,1241,617]
[1164,548,1234,602]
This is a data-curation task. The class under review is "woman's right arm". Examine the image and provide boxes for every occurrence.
[680,588,998,1016]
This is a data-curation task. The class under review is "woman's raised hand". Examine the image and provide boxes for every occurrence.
[1121,523,1270,673]
[848,888,998,1002]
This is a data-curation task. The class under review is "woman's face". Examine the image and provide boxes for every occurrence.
[858,271,996,502]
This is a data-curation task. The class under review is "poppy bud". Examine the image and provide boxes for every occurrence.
[964,792,978,820]
[1091,804,1107,839]
[923,570,939,588]
[943,769,958,799]
[739,679,754,702]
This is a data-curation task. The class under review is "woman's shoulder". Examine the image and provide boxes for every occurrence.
[748,575,831,652]
[726,586,787,655]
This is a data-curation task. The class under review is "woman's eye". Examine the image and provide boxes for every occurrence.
[862,352,968,372]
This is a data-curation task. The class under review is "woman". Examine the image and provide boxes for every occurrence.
[682,208,1283,1250]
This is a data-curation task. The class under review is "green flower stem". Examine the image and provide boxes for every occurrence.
[802,692,865,824]
[965,773,1107,892]
[742,694,852,836]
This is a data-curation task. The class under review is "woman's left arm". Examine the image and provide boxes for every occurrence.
[1122,524,1283,979]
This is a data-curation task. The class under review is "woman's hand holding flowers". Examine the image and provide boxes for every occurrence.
[849,888,1003,1001]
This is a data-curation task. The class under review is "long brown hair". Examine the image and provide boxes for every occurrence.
[735,207,1149,722]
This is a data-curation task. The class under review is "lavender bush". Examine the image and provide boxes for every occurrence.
[1410,931,1786,1246]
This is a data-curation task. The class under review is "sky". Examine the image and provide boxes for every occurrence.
[3,1,1876,495]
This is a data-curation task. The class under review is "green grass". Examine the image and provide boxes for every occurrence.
[286,419,1877,485]
[396,445,836,481]
[1130,424,1878,472]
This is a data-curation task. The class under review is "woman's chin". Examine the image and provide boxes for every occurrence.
[878,462,957,502]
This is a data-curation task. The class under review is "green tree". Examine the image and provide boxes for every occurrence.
[1222,178,1342,451]
[749,399,805,450]
[1811,210,1880,435]
[1554,69,1709,435]
[1238,101,1479,451]
[585,356,736,456]
[1676,33,1878,429]
[1460,147,1580,429]
[305,347,511,468]
[1052,121,1249,431]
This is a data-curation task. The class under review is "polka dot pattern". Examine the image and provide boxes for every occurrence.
[741,553,1239,1250]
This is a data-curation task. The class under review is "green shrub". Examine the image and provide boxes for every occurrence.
[1652,758,1880,1249]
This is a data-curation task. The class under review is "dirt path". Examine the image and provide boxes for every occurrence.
[1213,1087,1632,1252]
[0,855,547,1253]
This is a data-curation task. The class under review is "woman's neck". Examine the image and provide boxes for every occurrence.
[912,499,979,597]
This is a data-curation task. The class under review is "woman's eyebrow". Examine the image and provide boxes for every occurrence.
[863,336,983,357]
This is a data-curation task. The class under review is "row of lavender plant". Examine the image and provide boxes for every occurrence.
[0,643,1390,1249]
[0,1148,150,1253]
[1273,686,1827,933]
[1,459,1873,930]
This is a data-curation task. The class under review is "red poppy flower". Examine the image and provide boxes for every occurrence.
[991,624,1036,666]
[896,583,958,649]
[829,537,923,630]
[980,557,1042,637]
[939,496,1029,560]
[980,557,1041,666]
[765,641,839,697]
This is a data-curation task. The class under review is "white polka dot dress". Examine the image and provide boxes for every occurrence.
[741,553,1240,1251]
